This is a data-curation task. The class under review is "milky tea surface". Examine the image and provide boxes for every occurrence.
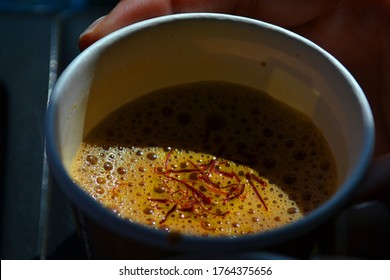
[71,81,337,237]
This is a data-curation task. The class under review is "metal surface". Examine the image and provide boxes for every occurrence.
[0,1,113,259]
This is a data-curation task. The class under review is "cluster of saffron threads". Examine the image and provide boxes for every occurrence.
[147,150,269,228]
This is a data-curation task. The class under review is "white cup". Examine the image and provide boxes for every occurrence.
[46,13,374,258]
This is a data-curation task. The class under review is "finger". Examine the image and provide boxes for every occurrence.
[234,0,340,27]
[79,0,240,50]
[79,0,174,50]
[79,0,339,50]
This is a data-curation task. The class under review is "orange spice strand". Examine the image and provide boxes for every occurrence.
[151,151,269,224]
[246,172,268,211]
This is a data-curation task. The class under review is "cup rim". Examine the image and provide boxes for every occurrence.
[45,12,375,252]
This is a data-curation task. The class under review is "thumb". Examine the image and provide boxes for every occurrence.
[79,0,175,50]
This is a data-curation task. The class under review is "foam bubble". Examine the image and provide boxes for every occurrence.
[70,81,337,237]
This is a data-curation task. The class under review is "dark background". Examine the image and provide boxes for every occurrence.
[0,0,116,259]
[1,0,389,260]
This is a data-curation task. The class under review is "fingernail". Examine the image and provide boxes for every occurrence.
[80,16,105,38]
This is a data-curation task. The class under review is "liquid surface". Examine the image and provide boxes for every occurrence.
[71,81,337,237]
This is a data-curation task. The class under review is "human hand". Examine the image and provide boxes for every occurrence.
[79,0,390,200]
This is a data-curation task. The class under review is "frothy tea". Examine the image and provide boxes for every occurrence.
[71,81,337,237]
